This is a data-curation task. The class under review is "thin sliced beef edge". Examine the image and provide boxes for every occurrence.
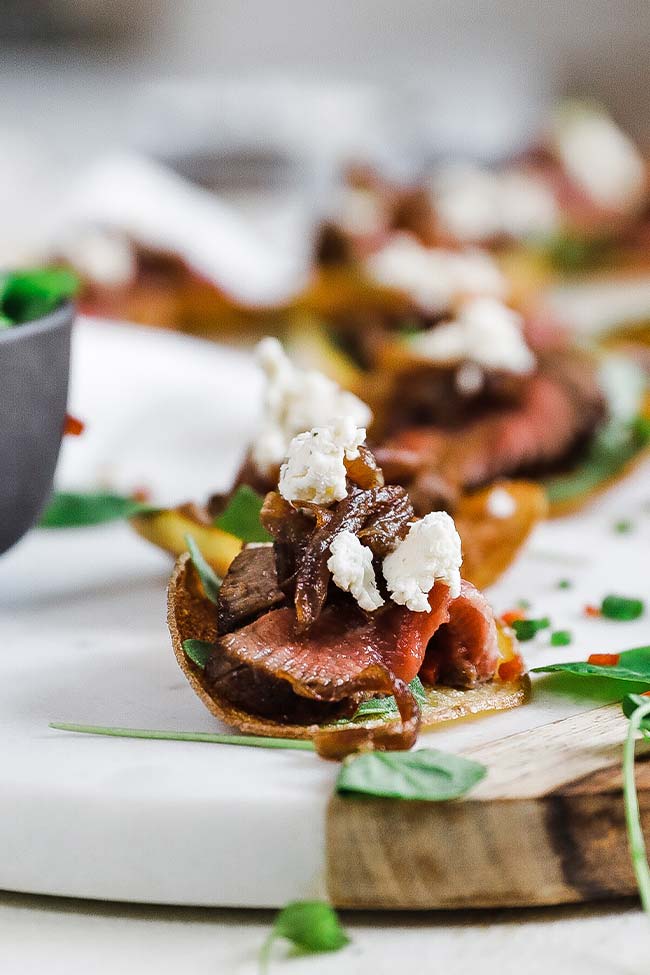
[204,583,451,757]
[375,349,606,511]
[420,580,499,688]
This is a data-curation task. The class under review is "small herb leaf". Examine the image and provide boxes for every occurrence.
[185,534,221,604]
[601,594,644,621]
[213,486,271,543]
[350,676,427,721]
[336,748,486,801]
[40,491,154,527]
[532,645,650,683]
[182,639,214,670]
[512,617,550,642]
[260,901,349,971]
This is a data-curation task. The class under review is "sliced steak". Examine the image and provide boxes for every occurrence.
[375,348,607,512]
[217,545,285,635]
[420,580,499,688]
[205,583,452,754]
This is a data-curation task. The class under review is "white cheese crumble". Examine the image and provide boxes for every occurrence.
[486,486,517,519]
[364,233,506,315]
[455,361,484,396]
[58,226,136,287]
[430,163,558,242]
[336,185,386,237]
[278,418,366,506]
[327,530,385,612]
[552,103,645,210]
[252,338,372,476]
[382,511,462,611]
[407,296,536,375]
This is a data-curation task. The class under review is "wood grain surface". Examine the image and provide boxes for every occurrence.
[326,703,650,909]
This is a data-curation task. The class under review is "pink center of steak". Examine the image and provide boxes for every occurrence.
[375,349,605,509]
[216,581,452,700]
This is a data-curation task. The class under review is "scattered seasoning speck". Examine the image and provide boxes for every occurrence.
[584,604,601,618]
[614,519,634,534]
[601,595,645,622]
[587,653,621,666]
[517,598,531,610]
[550,630,572,647]
[512,617,551,642]
[557,579,572,590]
[501,609,526,627]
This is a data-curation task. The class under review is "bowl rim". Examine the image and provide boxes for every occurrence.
[0,300,75,345]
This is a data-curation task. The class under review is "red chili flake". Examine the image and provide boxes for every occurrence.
[63,413,85,436]
[501,610,526,627]
[584,604,601,618]
[131,486,151,503]
[587,653,620,667]
[643,691,650,698]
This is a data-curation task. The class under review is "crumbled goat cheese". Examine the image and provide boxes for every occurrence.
[252,338,372,476]
[382,511,462,611]
[58,226,136,287]
[408,296,536,375]
[278,418,366,506]
[430,164,558,242]
[552,103,645,210]
[337,185,386,237]
[327,530,384,611]
[455,361,484,396]
[486,486,517,519]
[364,234,506,315]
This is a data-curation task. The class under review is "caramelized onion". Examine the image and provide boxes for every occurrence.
[294,485,409,630]
[314,675,420,759]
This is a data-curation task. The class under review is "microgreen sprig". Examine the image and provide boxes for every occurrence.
[622,698,650,914]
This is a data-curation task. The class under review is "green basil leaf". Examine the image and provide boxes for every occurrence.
[49,722,315,750]
[0,267,79,324]
[544,413,650,508]
[532,645,650,683]
[185,533,222,604]
[336,748,486,801]
[260,901,349,970]
[213,485,271,543]
[182,639,214,670]
[40,491,154,527]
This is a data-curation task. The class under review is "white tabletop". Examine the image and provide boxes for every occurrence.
[0,892,645,974]
[1,319,649,970]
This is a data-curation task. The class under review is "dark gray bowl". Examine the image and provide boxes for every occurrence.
[0,302,74,554]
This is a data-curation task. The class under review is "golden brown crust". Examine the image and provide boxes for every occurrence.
[168,554,530,743]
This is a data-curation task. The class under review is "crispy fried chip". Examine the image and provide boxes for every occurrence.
[167,553,530,744]
[132,504,242,578]
[455,481,548,589]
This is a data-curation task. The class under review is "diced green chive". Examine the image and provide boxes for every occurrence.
[601,595,645,622]
[614,519,634,534]
[516,598,531,610]
[512,617,551,642]
[557,579,572,590]
[550,630,572,647]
